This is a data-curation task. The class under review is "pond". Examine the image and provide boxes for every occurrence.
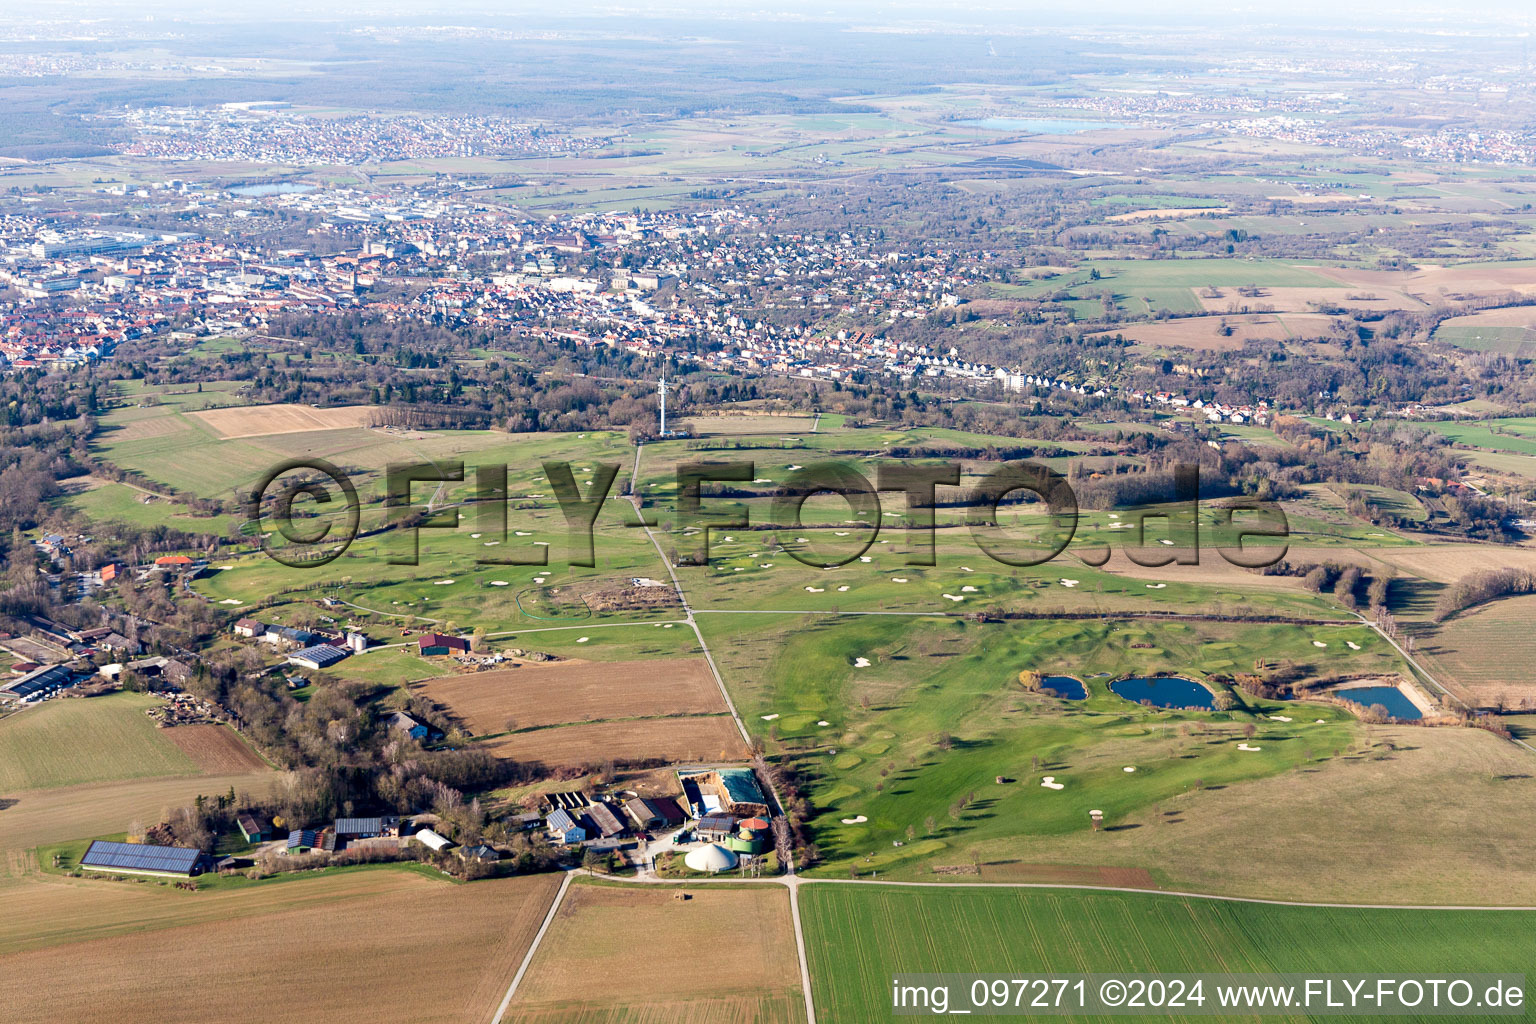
[958,117,1120,134]
[229,182,315,196]
[1111,676,1216,710]
[1333,685,1423,721]
[1041,675,1087,700]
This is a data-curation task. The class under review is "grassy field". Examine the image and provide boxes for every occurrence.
[1427,417,1536,457]
[703,613,1397,879]
[802,884,1536,1024]
[0,694,201,791]
[959,724,1536,904]
[0,870,562,1024]
[511,879,807,1023]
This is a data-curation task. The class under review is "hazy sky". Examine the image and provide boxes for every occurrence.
[14,0,1536,24]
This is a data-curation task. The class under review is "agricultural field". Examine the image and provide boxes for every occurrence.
[0,870,562,1024]
[1091,312,1340,351]
[1425,417,1536,457]
[0,694,202,792]
[511,879,807,1023]
[161,725,269,774]
[1433,306,1536,356]
[702,612,1397,879]
[801,885,1536,1023]
[188,402,379,438]
[1408,596,1536,709]
[483,714,747,770]
[419,656,727,736]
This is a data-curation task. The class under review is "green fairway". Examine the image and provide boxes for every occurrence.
[801,885,1536,1024]
[0,693,200,791]
[704,613,1393,878]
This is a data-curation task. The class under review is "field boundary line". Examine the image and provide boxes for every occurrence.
[578,870,1536,912]
[490,869,573,1024]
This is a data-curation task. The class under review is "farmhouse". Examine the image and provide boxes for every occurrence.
[548,808,587,844]
[677,767,770,818]
[233,618,265,638]
[80,840,209,878]
[386,710,430,740]
[418,633,470,656]
[458,844,500,864]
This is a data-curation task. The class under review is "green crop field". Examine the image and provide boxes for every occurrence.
[0,693,200,791]
[801,885,1536,1024]
[1427,418,1536,457]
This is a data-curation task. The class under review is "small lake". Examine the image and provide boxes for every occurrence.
[1334,685,1423,721]
[1042,675,1087,700]
[958,117,1119,134]
[1111,676,1216,710]
[229,182,315,196]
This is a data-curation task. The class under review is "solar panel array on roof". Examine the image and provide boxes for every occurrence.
[80,840,203,875]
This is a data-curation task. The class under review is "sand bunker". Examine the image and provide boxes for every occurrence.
[853,657,871,668]
[1041,776,1065,790]
[818,720,830,726]
[942,593,965,602]
[219,598,241,605]
[961,585,978,593]
[805,586,825,593]
[837,585,850,592]
[1346,641,1361,650]
[762,713,780,721]
[1145,583,1167,589]
[576,637,589,643]
[1313,641,1328,648]
[1123,766,1136,773]
[1059,579,1080,587]
[435,579,455,585]
[490,581,509,587]
[1237,743,1261,751]
[840,815,867,824]
[1269,715,1293,722]
[892,577,909,583]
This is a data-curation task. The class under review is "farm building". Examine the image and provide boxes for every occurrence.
[418,633,470,656]
[233,619,265,638]
[695,812,738,843]
[625,797,686,831]
[548,808,587,844]
[684,844,738,874]
[727,817,772,855]
[583,802,627,839]
[0,663,75,703]
[285,829,319,854]
[80,840,209,878]
[677,767,770,818]
[237,813,271,843]
[334,816,400,840]
[413,828,452,852]
[288,644,349,671]
[154,555,194,568]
